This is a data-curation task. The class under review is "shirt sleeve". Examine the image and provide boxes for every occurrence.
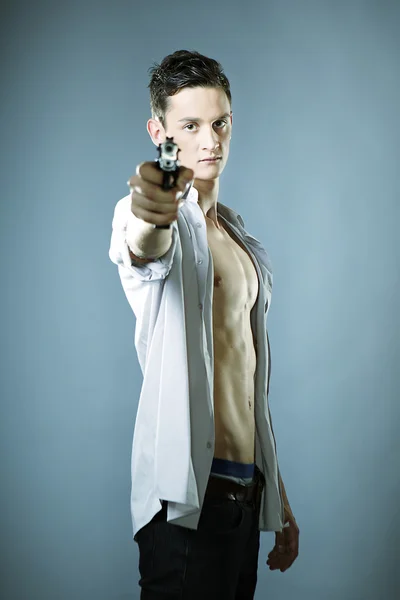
[108,196,178,282]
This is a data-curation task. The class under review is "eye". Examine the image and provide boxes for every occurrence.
[183,123,197,131]
[214,119,227,128]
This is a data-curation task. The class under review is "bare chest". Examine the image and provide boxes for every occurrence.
[206,220,259,311]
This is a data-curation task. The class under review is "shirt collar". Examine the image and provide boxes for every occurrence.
[185,184,198,203]
[184,184,243,228]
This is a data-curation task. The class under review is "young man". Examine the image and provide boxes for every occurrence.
[109,50,299,599]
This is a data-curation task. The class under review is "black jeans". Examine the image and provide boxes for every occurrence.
[135,484,261,600]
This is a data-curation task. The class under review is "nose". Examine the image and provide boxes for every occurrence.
[200,126,220,152]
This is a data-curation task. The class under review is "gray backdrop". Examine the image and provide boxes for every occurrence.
[1,1,399,599]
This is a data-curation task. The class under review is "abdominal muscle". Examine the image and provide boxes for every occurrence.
[207,217,259,465]
[213,320,257,464]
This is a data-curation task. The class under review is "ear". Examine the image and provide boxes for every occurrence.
[147,118,166,146]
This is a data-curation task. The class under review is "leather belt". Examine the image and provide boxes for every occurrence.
[205,466,265,505]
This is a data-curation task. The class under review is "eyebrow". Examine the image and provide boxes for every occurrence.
[177,112,231,123]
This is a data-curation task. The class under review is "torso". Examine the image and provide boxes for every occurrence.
[206,215,259,465]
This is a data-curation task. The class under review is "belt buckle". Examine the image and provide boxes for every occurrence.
[227,488,246,503]
[232,485,253,504]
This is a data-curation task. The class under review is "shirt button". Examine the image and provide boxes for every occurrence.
[196,222,202,228]
[206,442,212,449]
[197,259,203,265]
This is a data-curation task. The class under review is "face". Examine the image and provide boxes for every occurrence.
[148,86,232,180]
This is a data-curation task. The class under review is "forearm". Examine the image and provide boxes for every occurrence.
[278,471,296,522]
[126,210,173,259]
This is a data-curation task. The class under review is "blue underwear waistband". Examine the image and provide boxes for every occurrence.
[211,457,255,479]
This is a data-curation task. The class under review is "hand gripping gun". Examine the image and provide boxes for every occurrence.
[154,137,181,229]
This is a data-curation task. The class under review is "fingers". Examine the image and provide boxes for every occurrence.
[267,548,295,572]
[267,527,299,572]
[127,161,194,227]
[133,161,194,189]
[131,177,180,208]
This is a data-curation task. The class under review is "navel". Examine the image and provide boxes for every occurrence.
[214,275,222,287]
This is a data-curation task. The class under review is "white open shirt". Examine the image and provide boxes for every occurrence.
[109,185,285,539]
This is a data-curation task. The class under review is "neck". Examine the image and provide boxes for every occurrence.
[194,177,220,228]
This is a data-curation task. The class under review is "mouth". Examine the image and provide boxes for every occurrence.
[200,157,222,163]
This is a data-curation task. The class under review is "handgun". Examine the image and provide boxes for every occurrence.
[155,137,181,229]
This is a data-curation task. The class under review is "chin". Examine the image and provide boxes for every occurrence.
[194,161,225,179]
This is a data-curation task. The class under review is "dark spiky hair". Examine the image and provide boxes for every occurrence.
[148,49,232,129]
